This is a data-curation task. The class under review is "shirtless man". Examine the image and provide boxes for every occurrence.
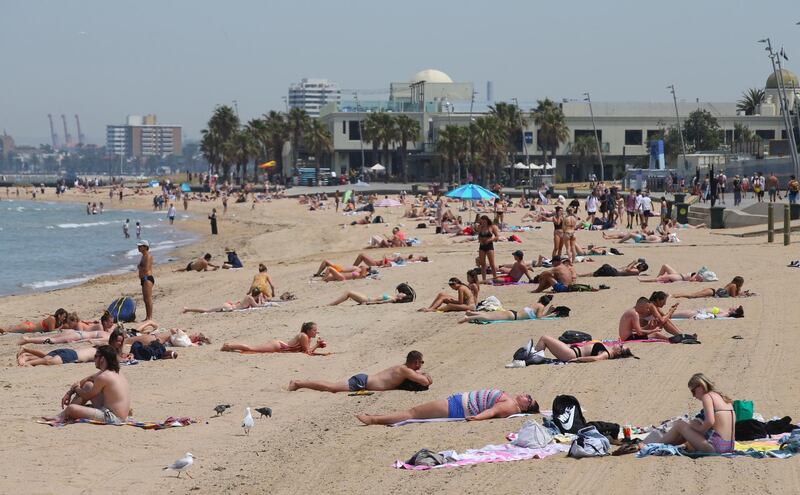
[492,250,534,284]
[43,345,130,424]
[288,351,431,393]
[579,259,648,278]
[137,240,155,321]
[618,296,680,341]
[531,257,577,293]
[175,253,219,272]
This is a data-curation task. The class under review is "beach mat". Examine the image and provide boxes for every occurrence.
[471,316,561,325]
[394,443,569,470]
[38,416,195,429]
[389,413,533,428]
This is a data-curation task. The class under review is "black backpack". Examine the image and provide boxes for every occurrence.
[558,330,592,344]
[130,340,167,361]
[552,395,587,434]
[552,306,571,318]
[372,215,384,223]
[395,283,416,302]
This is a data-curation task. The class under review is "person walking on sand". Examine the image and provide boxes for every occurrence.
[209,208,218,235]
[288,351,431,393]
[167,203,176,225]
[137,240,155,321]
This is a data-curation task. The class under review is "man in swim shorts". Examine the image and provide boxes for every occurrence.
[492,250,534,284]
[43,345,130,425]
[288,351,431,393]
[531,257,577,293]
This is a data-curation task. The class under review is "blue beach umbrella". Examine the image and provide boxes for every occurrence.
[180,183,191,193]
[445,183,499,201]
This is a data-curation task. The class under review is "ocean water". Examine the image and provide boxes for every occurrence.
[0,200,198,296]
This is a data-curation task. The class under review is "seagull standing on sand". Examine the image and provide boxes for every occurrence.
[242,407,254,435]
[163,452,197,478]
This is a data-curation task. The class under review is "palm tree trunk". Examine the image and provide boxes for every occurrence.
[400,143,407,183]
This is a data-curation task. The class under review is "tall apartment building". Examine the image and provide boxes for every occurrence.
[106,114,182,158]
[288,78,341,117]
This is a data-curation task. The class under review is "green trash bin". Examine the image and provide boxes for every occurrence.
[675,203,689,224]
[674,193,686,203]
[791,204,800,220]
[710,206,725,229]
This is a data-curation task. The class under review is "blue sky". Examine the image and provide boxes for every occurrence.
[1,0,798,145]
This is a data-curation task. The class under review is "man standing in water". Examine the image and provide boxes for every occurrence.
[137,240,155,321]
[167,203,176,225]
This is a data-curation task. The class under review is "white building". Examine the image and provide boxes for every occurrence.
[105,114,182,158]
[288,78,342,118]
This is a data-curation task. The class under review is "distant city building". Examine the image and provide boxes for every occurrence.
[106,114,182,158]
[288,78,341,118]
[0,132,15,158]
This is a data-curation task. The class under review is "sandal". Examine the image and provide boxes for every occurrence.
[612,439,642,456]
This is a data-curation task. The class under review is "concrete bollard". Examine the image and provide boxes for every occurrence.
[785,204,791,246]
[768,203,774,243]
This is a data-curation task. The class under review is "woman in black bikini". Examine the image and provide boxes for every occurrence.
[528,335,636,363]
[550,206,564,259]
[476,215,500,282]
[673,276,748,299]
[137,240,154,321]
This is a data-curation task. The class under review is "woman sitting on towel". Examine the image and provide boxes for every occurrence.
[181,288,267,313]
[0,308,69,334]
[220,321,330,356]
[673,276,750,299]
[645,373,736,453]
[418,276,477,312]
[17,311,117,345]
[356,389,539,425]
[457,295,556,323]
[671,305,744,319]
[527,335,637,364]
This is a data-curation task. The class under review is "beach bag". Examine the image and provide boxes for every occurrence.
[568,426,611,458]
[567,283,594,292]
[558,330,592,344]
[593,264,618,277]
[668,334,701,344]
[395,283,416,302]
[512,420,553,449]
[779,429,800,453]
[476,296,502,312]
[372,215,384,224]
[735,419,767,441]
[552,306,571,318]
[552,395,587,434]
[107,297,136,323]
[130,340,167,361]
[416,222,427,229]
[586,421,620,439]
[733,400,754,422]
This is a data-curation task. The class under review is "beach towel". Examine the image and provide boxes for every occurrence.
[389,413,533,428]
[39,416,195,429]
[636,441,794,459]
[394,443,568,470]
[472,316,561,325]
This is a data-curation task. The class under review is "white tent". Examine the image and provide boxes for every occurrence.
[370,163,386,172]
[545,163,556,170]
[530,164,545,170]
[513,162,530,170]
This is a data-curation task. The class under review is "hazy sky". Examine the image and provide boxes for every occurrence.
[1,0,798,145]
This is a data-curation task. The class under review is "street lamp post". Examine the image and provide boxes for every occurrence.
[467,90,477,184]
[667,85,689,171]
[512,97,530,188]
[759,38,800,178]
[444,100,459,185]
[353,93,366,178]
[583,92,605,182]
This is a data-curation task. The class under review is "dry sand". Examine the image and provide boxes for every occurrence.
[1,188,799,494]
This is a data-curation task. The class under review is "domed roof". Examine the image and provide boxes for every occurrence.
[410,69,453,84]
[766,69,798,89]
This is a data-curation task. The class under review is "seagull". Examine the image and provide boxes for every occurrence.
[255,407,272,418]
[163,452,197,479]
[242,407,254,435]
[213,404,231,416]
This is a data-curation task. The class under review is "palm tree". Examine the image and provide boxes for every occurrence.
[246,118,268,179]
[200,128,222,175]
[304,119,334,185]
[733,122,755,142]
[394,115,420,183]
[471,115,506,184]
[436,125,467,183]
[737,88,765,116]
[287,107,310,172]
[263,111,289,172]
[362,112,398,174]
[490,101,528,183]
[230,128,258,184]
[361,113,382,168]
[532,98,569,168]
[570,135,597,173]
[201,105,239,179]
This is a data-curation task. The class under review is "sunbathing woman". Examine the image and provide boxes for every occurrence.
[356,388,539,425]
[671,305,744,319]
[527,335,637,363]
[673,276,750,299]
[352,252,429,268]
[181,288,268,313]
[322,265,370,282]
[458,295,556,323]
[602,231,669,243]
[220,322,330,355]
[314,260,359,277]
[18,311,116,345]
[123,320,211,346]
[644,373,735,453]
[329,283,415,306]
[0,308,69,334]
[418,277,477,312]
[638,264,704,283]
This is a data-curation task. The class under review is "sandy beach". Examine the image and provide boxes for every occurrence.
[1,187,799,494]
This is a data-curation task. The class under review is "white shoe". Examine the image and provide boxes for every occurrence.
[505,360,527,368]
[530,350,547,364]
